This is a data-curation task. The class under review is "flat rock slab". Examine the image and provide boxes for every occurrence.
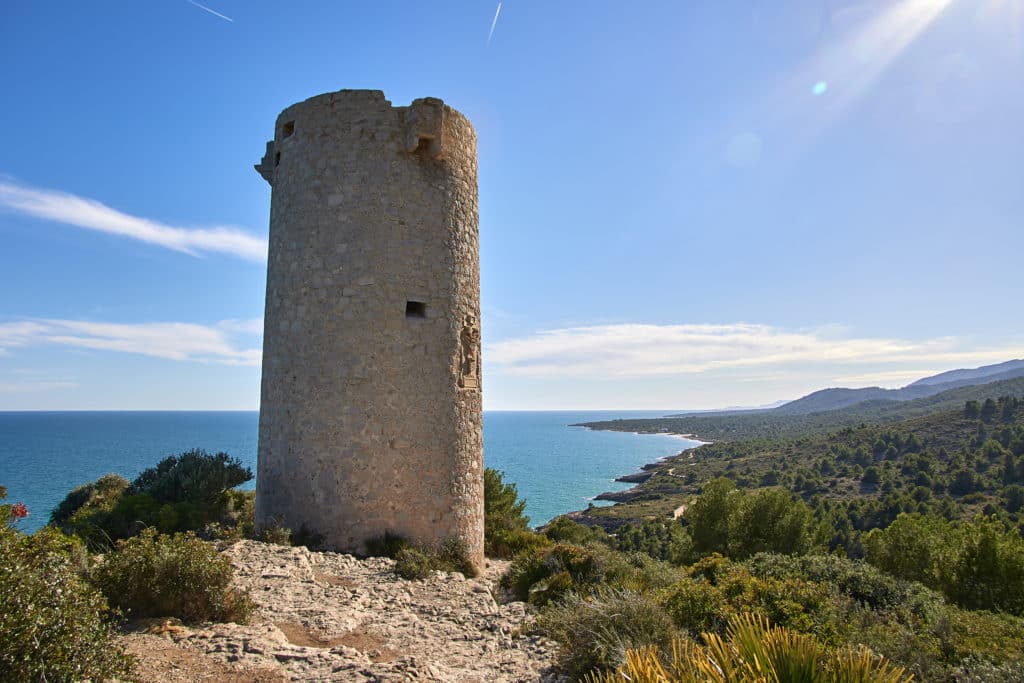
[119,540,561,682]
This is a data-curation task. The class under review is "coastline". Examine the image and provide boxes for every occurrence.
[560,429,707,529]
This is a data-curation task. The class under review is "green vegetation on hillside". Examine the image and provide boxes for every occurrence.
[504,382,1024,680]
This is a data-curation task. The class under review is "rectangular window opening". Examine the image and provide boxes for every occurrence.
[282,121,295,138]
[405,301,427,319]
[413,136,433,155]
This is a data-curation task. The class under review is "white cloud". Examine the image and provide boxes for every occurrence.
[0,318,261,366]
[487,323,1023,379]
[216,318,265,335]
[0,180,267,262]
[829,369,942,387]
[0,381,79,393]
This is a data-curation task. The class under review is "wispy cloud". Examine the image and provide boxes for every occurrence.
[487,1,502,45]
[487,323,1023,379]
[0,318,262,366]
[0,180,266,262]
[0,380,79,393]
[830,369,942,387]
[187,0,234,23]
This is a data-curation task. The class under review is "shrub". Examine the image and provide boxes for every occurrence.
[49,473,129,528]
[585,613,913,683]
[483,466,540,557]
[658,577,730,634]
[52,450,254,548]
[129,448,252,504]
[951,656,1024,682]
[744,553,914,613]
[864,513,1024,614]
[394,547,440,580]
[392,538,477,580]
[0,487,134,682]
[92,528,254,624]
[365,530,412,557]
[489,526,552,558]
[537,589,676,678]
[544,516,606,544]
[500,541,677,606]
[256,516,294,546]
[502,543,602,605]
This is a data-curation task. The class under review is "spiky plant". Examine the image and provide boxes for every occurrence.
[586,613,913,683]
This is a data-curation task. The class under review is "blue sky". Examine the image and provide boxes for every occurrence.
[1,0,1022,410]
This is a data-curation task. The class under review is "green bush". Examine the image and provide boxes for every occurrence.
[864,513,1024,614]
[501,542,677,605]
[544,516,606,544]
[49,473,129,528]
[392,538,477,580]
[394,547,439,580]
[744,552,915,612]
[537,589,676,678]
[0,487,134,682]
[51,450,254,548]
[92,528,254,624]
[484,467,550,558]
[502,543,602,605]
[658,576,730,634]
[129,448,252,504]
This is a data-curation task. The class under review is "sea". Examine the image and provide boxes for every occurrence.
[0,411,700,534]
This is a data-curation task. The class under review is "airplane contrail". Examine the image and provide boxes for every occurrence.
[187,0,234,23]
[487,2,502,45]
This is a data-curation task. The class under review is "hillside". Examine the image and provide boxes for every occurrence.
[909,359,1024,387]
[661,359,1024,418]
[577,375,1024,442]
[576,395,1024,553]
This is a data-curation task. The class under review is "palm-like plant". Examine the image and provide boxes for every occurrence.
[586,613,913,683]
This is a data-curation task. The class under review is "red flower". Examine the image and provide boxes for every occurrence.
[10,503,28,519]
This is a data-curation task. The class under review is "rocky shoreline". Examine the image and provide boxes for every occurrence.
[120,540,563,683]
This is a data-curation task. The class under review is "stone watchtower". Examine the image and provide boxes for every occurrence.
[254,90,483,571]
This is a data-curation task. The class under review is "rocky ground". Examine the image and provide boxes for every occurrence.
[119,540,562,682]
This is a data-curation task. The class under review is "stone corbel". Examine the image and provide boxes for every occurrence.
[405,99,446,160]
[255,140,275,185]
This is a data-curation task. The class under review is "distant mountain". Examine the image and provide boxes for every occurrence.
[773,360,1024,415]
[580,375,1024,443]
[908,359,1024,388]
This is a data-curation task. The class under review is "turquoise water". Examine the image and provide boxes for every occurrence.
[0,411,699,533]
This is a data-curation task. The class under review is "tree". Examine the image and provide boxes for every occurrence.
[727,488,816,559]
[863,513,955,587]
[965,400,981,419]
[684,478,736,556]
[483,468,535,557]
[981,398,999,423]
[861,466,881,486]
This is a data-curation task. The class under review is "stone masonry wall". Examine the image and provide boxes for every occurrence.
[255,90,483,570]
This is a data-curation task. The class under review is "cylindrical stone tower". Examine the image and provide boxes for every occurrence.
[254,89,483,571]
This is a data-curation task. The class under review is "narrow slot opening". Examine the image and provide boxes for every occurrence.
[274,151,281,167]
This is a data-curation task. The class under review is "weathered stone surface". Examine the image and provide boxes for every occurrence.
[255,90,483,570]
[121,541,560,682]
